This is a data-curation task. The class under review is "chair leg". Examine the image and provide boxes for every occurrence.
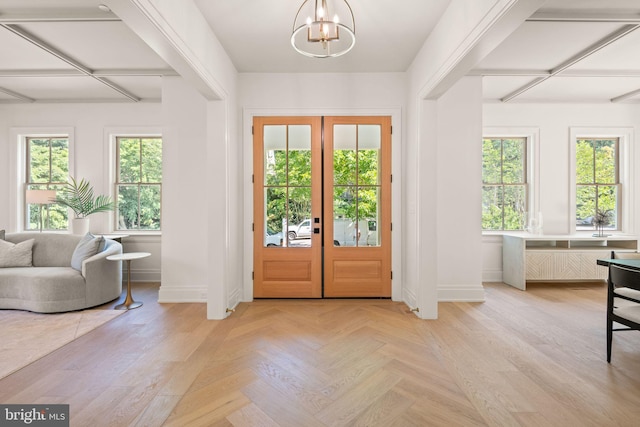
[607,316,613,363]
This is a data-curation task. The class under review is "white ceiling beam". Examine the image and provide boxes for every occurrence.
[0,10,120,23]
[0,97,161,105]
[0,69,178,77]
[468,69,549,76]
[528,12,640,23]
[611,88,640,103]
[0,86,34,102]
[0,23,140,102]
[93,69,179,77]
[501,24,640,102]
[471,69,640,77]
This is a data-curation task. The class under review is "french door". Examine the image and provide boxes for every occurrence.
[253,116,391,298]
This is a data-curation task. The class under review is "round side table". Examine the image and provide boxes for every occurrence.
[107,252,150,310]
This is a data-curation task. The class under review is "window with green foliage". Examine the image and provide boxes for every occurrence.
[482,137,527,231]
[575,138,619,231]
[115,137,162,231]
[25,137,69,230]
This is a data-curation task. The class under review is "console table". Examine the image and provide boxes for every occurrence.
[503,233,638,290]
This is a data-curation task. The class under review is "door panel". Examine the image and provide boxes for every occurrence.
[253,117,322,298]
[323,116,392,297]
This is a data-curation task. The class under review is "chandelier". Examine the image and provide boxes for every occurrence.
[291,0,356,58]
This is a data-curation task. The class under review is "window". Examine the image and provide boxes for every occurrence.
[575,138,619,231]
[482,137,527,231]
[115,136,162,231]
[25,136,69,230]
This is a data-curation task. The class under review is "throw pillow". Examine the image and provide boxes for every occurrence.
[71,233,105,271]
[0,229,4,240]
[0,239,34,268]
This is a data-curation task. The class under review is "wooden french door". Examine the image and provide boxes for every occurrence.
[253,116,391,298]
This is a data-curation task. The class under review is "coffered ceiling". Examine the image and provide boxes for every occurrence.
[0,0,639,104]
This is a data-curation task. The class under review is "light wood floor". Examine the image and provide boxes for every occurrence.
[1,281,639,426]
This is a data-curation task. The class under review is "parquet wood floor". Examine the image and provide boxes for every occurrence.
[1,281,639,426]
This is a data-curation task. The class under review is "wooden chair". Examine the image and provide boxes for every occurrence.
[607,263,640,362]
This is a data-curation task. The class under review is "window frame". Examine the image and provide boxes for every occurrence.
[482,127,539,234]
[570,127,632,233]
[24,136,70,231]
[10,127,75,232]
[109,129,162,234]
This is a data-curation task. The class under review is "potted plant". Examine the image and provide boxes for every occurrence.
[54,177,114,235]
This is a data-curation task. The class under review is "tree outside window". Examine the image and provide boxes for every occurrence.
[576,138,618,231]
[116,137,162,231]
[482,137,527,231]
[25,137,69,230]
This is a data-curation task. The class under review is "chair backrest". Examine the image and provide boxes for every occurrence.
[611,251,640,260]
[609,264,640,292]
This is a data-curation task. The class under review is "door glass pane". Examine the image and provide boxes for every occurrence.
[333,187,356,247]
[264,124,312,248]
[358,125,380,186]
[333,124,382,247]
[359,187,380,247]
[288,187,312,247]
[334,125,357,185]
[288,125,311,186]
[264,125,287,186]
[265,187,286,247]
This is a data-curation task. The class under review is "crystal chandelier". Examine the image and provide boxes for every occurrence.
[291,0,356,58]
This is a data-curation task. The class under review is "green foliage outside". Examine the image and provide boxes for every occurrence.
[27,138,69,230]
[26,136,162,231]
[576,139,617,229]
[264,147,380,234]
[117,137,162,230]
[482,138,526,230]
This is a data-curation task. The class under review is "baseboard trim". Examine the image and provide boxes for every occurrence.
[438,283,486,302]
[126,268,161,283]
[158,285,207,303]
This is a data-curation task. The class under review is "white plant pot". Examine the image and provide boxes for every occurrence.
[70,218,90,235]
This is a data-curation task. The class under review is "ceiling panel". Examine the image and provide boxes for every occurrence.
[570,28,640,71]
[475,21,625,71]
[482,76,541,101]
[0,25,74,70]
[194,0,451,73]
[0,76,137,101]
[18,21,171,70]
[107,76,163,100]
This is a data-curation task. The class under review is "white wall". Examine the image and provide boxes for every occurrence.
[114,0,240,319]
[482,102,640,281]
[437,77,485,301]
[159,77,210,302]
[239,72,405,302]
[0,102,162,280]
